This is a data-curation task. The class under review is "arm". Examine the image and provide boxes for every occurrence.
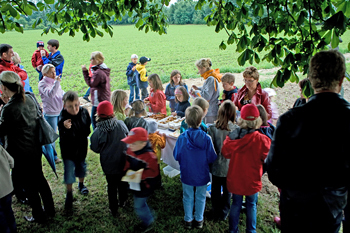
[39,80,61,99]
[221,136,232,159]
[200,77,216,101]
[126,65,134,76]
[141,153,159,179]
[43,54,64,67]
[31,52,37,68]
[165,85,175,101]
[149,92,166,113]
[139,68,147,82]
[14,66,27,81]
[206,136,217,164]
[90,130,103,153]
[173,139,181,162]
[176,102,190,117]
[0,107,10,137]
[83,69,104,88]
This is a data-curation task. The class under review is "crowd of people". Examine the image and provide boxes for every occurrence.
[0,39,349,233]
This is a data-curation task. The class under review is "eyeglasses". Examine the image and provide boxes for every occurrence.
[243,79,256,83]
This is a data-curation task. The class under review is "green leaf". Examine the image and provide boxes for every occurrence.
[44,0,55,4]
[323,30,332,44]
[219,41,227,50]
[254,52,260,63]
[135,19,144,28]
[345,72,350,81]
[237,49,253,66]
[302,80,314,98]
[69,29,75,37]
[331,30,339,48]
[96,29,103,37]
[14,22,23,33]
[9,6,18,18]
[108,27,113,37]
[32,18,42,29]
[297,11,305,26]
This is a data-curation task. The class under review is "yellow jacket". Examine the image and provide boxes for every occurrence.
[136,64,148,82]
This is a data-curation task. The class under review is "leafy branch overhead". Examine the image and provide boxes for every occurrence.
[1,0,350,91]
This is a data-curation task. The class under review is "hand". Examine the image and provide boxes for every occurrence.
[171,112,177,116]
[40,50,46,57]
[64,119,72,129]
[192,85,198,90]
[81,65,87,71]
[132,66,136,71]
[55,74,61,82]
[37,65,43,72]
[222,93,226,100]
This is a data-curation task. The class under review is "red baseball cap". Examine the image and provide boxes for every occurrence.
[121,127,148,144]
[97,100,114,118]
[241,104,259,121]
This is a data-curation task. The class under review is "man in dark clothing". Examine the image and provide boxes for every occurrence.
[266,50,350,233]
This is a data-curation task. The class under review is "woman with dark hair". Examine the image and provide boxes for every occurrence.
[0,71,55,223]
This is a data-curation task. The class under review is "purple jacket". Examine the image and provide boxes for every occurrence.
[38,76,64,115]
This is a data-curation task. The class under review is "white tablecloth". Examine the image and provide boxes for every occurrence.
[157,128,180,170]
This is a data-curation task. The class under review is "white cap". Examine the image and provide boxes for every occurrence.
[131,54,138,59]
[263,88,276,97]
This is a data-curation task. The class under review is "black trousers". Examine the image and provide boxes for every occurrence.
[105,174,129,213]
[0,193,17,233]
[280,190,343,233]
[211,175,231,219]
[12,168,54,221]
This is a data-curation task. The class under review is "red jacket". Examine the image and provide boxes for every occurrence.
[145,88,166,114]
[31,49,49,68]
[0,59,27,90]
[234,83,272,119]
[222,130,271,196]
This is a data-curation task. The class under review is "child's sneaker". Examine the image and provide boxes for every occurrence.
[184,221,192,229]
[194,220,203,229]
[78,184,89,195]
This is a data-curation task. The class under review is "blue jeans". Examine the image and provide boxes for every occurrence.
[44,114,59,160]
[229,192,258,233]
[91,106,97,130]
[63,159,87,184]
[182,183,207,222]
[0,193,17,233]
[84,88,90,98]
[36,69,43,81]
[129,84,140,104]
[133,195,154,226]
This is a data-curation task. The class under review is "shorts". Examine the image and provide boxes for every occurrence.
[63,159,87,184]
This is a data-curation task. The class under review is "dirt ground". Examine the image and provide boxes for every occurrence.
[79,55,350,202]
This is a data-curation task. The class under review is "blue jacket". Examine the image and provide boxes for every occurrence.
[126,62,137,85]
[258,122,275,140]
[174,128,217,186]
[165,83,188,111]
[42,51,64,76]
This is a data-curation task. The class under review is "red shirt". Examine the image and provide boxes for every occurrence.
[0,59,27,91]
[31,49,49,68]
[222,131,271,196]
[145,88,167,114]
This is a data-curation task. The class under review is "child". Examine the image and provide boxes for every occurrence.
[171,86,191,117]
[207,100,239,221]
[136,56,151,100]
[121,127,161,232]
[165,70,188,112]
[148,120,166,162]
[144,74,166,114]
[174,106,217,229]
[220,73,238,103]
[293,78,309,108]
[180,97,208,133]
[42,39,64,77]
[31,40,48,81]
[124,100,149,132]
[90,101,129,217]
[222,104,271,233]
[58,91,91,209]
[257,104,275,140]
[111,89,128,121]
[263,88,279,125]
[126,54,140,103]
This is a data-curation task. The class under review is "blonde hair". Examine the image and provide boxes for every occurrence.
[215,100,236,131]
[243,66,259,80]
[130,100,147,117]
[148,73,164,91]
[42,64,55,76]
[111,89,127,115]
[256,104,268,126]
[185,105,203,128]
[12,52,21,65]
[237,117,262,129]
[170,70,185,86]
[221,73,235,84]
[195,58,212,71]
[175,86,189,103]
[91,51,105,64]
[192,97,209,112]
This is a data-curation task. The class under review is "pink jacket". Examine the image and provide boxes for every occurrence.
[38,76,64,115]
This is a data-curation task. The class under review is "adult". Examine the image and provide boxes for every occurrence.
[39,64,64,163]
[82,51,111,130]
[234,66,272,119]
[12,52,33,93]
[42,39,64,76]
[190,58,221,124]
[266,50,350,233]
[0,44,27,93]
[0,71,55,223]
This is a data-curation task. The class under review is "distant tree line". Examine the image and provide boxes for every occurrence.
[18,0,214,30]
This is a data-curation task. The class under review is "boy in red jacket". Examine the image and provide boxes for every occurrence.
[222,104,271,233]
[31,41,49,81]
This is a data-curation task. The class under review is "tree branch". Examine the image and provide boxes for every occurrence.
[12,0,28,16]
[308,0,313,49]
[0,12,6,30]
[284,0,304,43]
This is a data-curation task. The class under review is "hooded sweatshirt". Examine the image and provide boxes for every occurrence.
[221,127,271,196]
[135,64,148,89]
[83,63,111,106]
[174,127,217,186]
